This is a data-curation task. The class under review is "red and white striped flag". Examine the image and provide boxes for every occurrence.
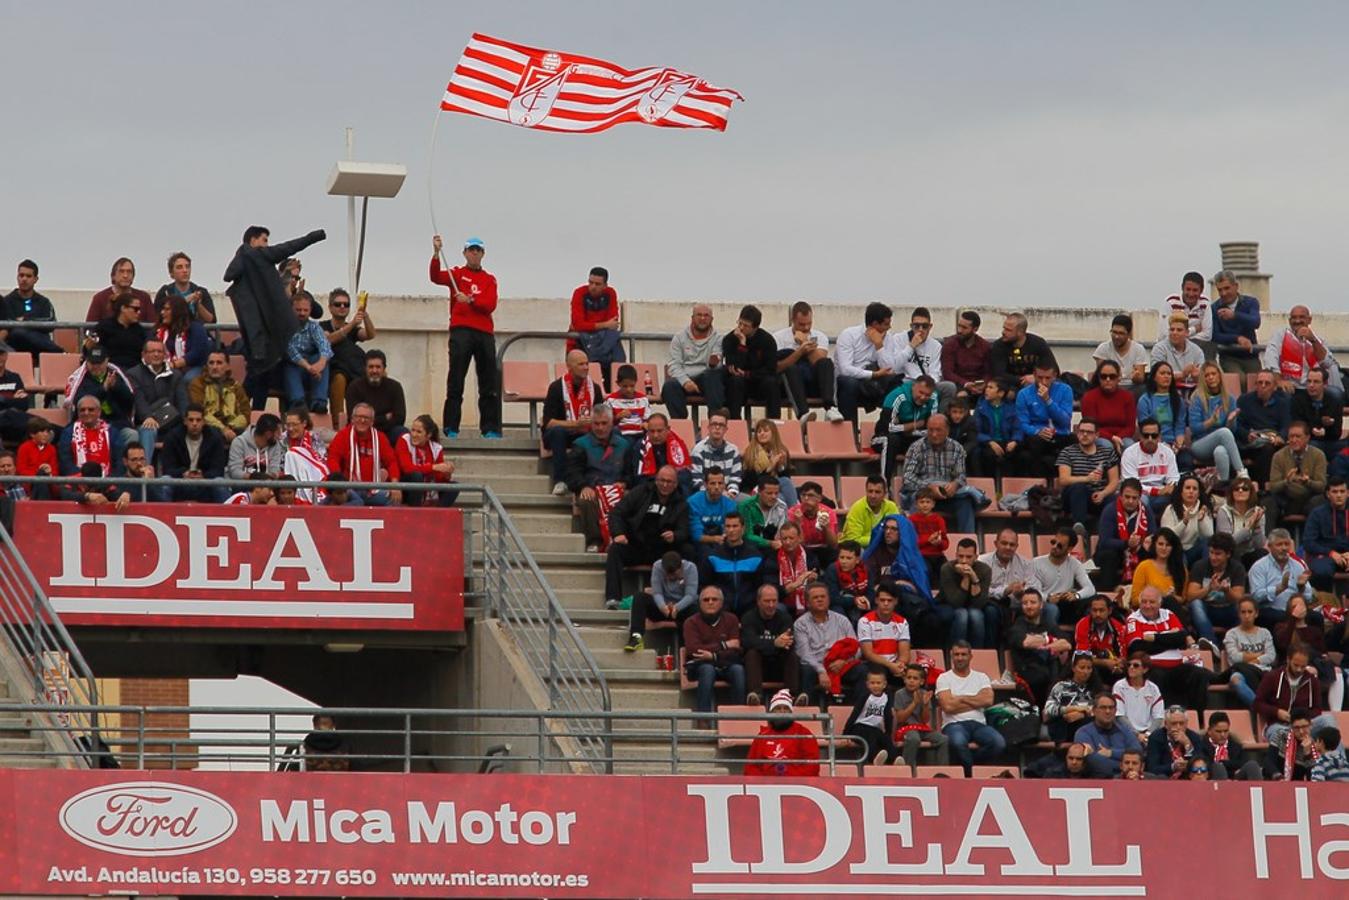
[441,33,743,133]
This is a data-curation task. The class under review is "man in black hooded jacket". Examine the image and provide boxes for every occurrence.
[223,225,325,381]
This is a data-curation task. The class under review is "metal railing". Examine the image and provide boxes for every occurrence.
[10,704,849,775]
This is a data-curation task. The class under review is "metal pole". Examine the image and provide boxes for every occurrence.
[404,713,413,774]
[346,127,357,292]
[267,713,276,771]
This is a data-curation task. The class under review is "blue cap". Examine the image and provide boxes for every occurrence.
[463,236,485,250]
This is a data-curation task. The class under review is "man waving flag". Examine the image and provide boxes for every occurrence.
[441,33,744,133]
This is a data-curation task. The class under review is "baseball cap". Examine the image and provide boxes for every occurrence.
[463,237,485,250]
[85,345,109,363]
[768,689,795,712]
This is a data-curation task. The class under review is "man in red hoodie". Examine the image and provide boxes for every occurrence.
[1254,646,1335,746]
[327,402,401,506]
[745,689,821,776]
[430,235,500,439]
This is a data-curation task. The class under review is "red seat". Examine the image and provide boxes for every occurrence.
[53,328,81,354]
[862,765,910,778]
[31,407,69,427]
[945,533,977,560]
[970,765,1019,779]
[1222,372,1242,398]
[34,353,81,394]
[228,355,248,387]
[612,362,660,398]
[914,766,970,779]
[857,420,879,455]
[669,418,697,450]
[5,355,34,386]
[838,476,871,508]
[801,421,869,462]
[724,419,750,449]
[503,361,552,435]
[969,649,1005,685]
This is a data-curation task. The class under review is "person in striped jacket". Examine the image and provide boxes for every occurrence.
[690,408,742,496]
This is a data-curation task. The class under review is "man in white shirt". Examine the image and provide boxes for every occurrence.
[980,527,1033,609]
[1162,271,1212,345]
[935,641,1005,775]
[882,306,956,412]
[1121,420,1179,519]
[1092,313,1152,390]
[773,301,843,421]
[1150,312,1206,392]
[834,302,900,422]
[1030,525,1096,626]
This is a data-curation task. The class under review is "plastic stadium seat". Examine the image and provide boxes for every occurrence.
[969,649,1005,685]
[1222,372,1242,398]
[502,361,551,434]
[944,533,977,560]
[982,531,1033,557]
[6,354,34,385]
[34,353,81,393]
[771,420,807,459]
[862,765,910,778]
[914,765,970,779]
[228,355,248,386]
[724,419,750,449]
[857,420,879,455]
[668,418,697,450]
[969,765,1019,779]
[53,328,81,354]
[611,362,661,397]
[838,476,871,508]
[31,407,69,427]
[801,421,870,462]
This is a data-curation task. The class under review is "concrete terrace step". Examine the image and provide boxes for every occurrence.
[0,755,59,768]
[539,567,606,591]
[444,434,539,452]
[565,607,630,626]
[609,686,686,710]
[461,473,553,494]
[472,532,585,554]
[612,741,720,763]
[507,513,579,535]
[452,454,545,477]
[530,551,607,567]
[0,737,45,753]
[613,761,731,775]
[575,626,641,651]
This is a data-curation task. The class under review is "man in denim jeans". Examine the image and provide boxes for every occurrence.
[935,641,1005,774]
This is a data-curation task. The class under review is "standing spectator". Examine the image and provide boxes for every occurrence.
[878,375,937,481]
[126,340,182,461]
[542,350,603,496]
[1221,597,1276,710]
[683,586,746,716]
[564,403,631,552]
[845,666,900,765]
[773,301,843,421]
[1264,421,1328,526]
[1210,269,1262,376]
[605,365,650,439]
[703,512,768,616]
[793,583,862,707]
[1135,362,1190,463]
[938,537,997,649]
[1235,370,1291,485]
[1044,654,1102,745]
[282,292,332,413]
[1112,652,1165,741]
[1263,305,1338,399]
[892,663,950,771]
[1057,418,1119,532]
[1248,529,1314,627]
[190,351,250,444]
[567,266,622,387]
[1031,527,1095,627]
[788,481,839,569]
[1302,477,1349,591]
[0,348,33,444]
[1294,367,1344,459]
[154,251,215,323]
[980,527,1034,615]
[1145,706,1206,779]
[1151,312,1206,392]
[605,466,689,614]
[57,396,121,476]
[887,307,955,411]
[743,690,820,776]
[1081,361,1136,453]
[1120,420,1179,519]
[90,293,149,371]
[989,312,1057,391]
[1124,586,1213,716]
[1215,476,1267,567]
[1075,594,1128,683]
[1199,711,1265,781]
[1162,271,1212,344]
[1093,479,1156,591]
[738,477,788,553]
[1014,362,1073,477]
[86,257,154,323]
[690,408,742,495]
[834,302,899,423]
[625,551,697,666]
[1184,532,1249,643]
[935,641,1006,775]
[741,418,797,504]
[1160,474,1215,567]
[940,309,991,400]
[1009,588,1073,705]
[429,234,500,439]
[900,414,976,533]
[662,304,725,419]
[158,405,227,502]
[688,467,737,562]
[155,294,210,390]
[840,475,898,549]
[1093,314,1151,391]
[972,377,1021,476]
[1073,692,1141,778]
[395,414,456,507]
[321,288,374,421]
[741,584,802,707]
[721,305,781,420]
[227,412,285,479]
[632,413,692,490]
[344,349,407,442]
[64,345,136,447]
[326,403,401,505]
[1188,362,1247,481]
[1,259,62,353]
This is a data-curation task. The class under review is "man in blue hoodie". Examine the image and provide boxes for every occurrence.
[688,467,739,568]
[704,512,769,615]
[1302,477,1349,590]
[1015,363,1074,478]
[1211,270,1262,376]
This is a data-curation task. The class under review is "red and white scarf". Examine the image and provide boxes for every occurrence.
[283,444,330,504]
[399,432,446,477]
[1115,500,1151,582]
[636,432,691,476]
[70,420,112,476]
[561,376,594,421]
[1285,730,1321,782]
[344,428,382,482]
[1277,330,1316,382]
[777,545,811,613]
[596,483,626,550]
[833,562,869,601]
[156,325,188,363]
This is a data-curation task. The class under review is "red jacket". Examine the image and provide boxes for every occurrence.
[17,440,58,477]
[1081,387,1137,441]
[430,258,498,333]
[327,426,400,483]
[745,722,821,777]
[1254,665,1325,732]
[567,285,619,351]
[908,512,949,558]
[1074,616,1127,660]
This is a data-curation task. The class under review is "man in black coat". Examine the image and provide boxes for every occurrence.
[223,225,326,376]
[603,465,691,609]
[159,404,228,503]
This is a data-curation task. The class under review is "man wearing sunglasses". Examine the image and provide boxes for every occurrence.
[1120,418,1179,520]
[321,288,375,418]
[884,307,955,412]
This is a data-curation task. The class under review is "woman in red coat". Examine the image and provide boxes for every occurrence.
[395,414,457,507]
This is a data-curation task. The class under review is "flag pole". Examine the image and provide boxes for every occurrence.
[427,105,451,271]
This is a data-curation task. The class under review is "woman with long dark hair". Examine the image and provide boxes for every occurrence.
[156,293,211,387]
[1130,527,1187,610]
[396,414,457,506]
[1136,361,1190,464]
[1160,475,1214,567]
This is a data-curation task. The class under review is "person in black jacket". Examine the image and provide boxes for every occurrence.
[1,259,63,353]
[722,304,781,419]
[1144,705,1206,779]
[0,347,34,443]
[66,345,136,446]
[90,293,148,371]
[845,665,899,765]
[740,584,801,706]
[223,225,326,377]
[603,465,690,609]
[126,339,184,462]
[1197,711,1264,781]
[158,404,228,503]
[704,512,770,615]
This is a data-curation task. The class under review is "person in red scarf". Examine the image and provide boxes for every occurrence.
[396,414,458,507]
[327,402,401,506]
[1092,479,1155,591]
[774,522,817,614]
[542,349,603,496]
[632,412,692,493]
[57,395,122,476]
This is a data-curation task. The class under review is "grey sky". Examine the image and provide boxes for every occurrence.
[4,1,1347,310]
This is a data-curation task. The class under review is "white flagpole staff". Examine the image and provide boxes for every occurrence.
[428,107,452,272]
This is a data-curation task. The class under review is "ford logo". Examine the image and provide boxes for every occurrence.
[59,782,237,857]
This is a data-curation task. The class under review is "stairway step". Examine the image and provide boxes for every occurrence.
[613,761,731,775]
[530,551,607,566]
[473,532,585,554]
[612,741,719,762]
[0,737,45,752]
[609,686,685,710]
[497,494,573,510]
[575,626,642,651]
[539,567,605,591]
[444,434,539,452]
[509,513,579,535]
[463,473,553,494]
[565,608,631,626]
[0,755,57,768]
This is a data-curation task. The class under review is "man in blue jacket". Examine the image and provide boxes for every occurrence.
[704,512,769,615]
[1015,362,1074,477]
[1073,692,1141,778]
[1211,270,1262,376]
[1302,477,1349,590]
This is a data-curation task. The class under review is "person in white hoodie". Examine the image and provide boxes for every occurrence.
[661,304,725,419]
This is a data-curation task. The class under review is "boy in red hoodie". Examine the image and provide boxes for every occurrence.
[744,689,821,776]
[908,486,949,583]
[17,418,58,497]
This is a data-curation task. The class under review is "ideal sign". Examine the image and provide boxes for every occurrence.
[13,502,464,631]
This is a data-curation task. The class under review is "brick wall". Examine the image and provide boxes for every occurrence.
[118,678,195,770]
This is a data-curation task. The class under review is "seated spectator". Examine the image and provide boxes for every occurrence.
[1121,420,1179,519]
[721,304,781,420]
[1008,588,1073,706]
[1,259,62,353]
[344,349,407,442]
[685,585,750,717]
[774,522,817,615]
[319,472,363,507]
[65,345,136,448]
[1045,653,1103,745]
[326,403,401,506]
[980,526,1033,615]
[1267,422,1329,532]
[60,460,129,508]
[1200,711,1264,781]
[58,396,122,476]
[225,471,275,505]
[857,581,913,686]
[85,257,153,323]
[834,302,900,423]
[908,486,949,584]
[940,309,991,401]
[887,307,955,411]
[1151,311,1206,392]
[1116,748,1149,780]
[17,418,58,486]
[158,404,228,502]
[859,518,937,647]
[900,413,976,533]
[1219,597,1275,710]
[1130,527,1186,614]
[1031,526,1093,627]
[892,662,949,772]
[688,466,736,564]
[744,689,820,776]
[839,475,897,549]
[278,407,330,503]
[300,714,349,772]
[741,584,803,707]
[845,665,899,765]
[114,442,170,503]
[1256,647,1334,750]
[395,414,456,507]
[1135,362,1191,466]
[191,351,250,443]
[938,537,996,649]
[126,340,182,462]
[1210,270,1262,376]
[1093,478,1156,591]
[741,418,797,504]
[690,408,741,496]
[0,347,34,445]
[1145,705,1206,779]
[543,349,604,496]
[787,481,838,569]
[154,251,216,323]
[1014,362,1073,477]
[605,364,650,439]
[1112,651,1164,741]
[227,413,284,479]
[1025,742,1097,780]
[1263,304,1339,400]
[793,583,862,707]
[935,641,1006,775]
[1235,370,1291,484]
[773,301,842,421]
[155,293,210,389]
[662,304,725,419]
[625,550,697,665]
[878,375,937,481]
[321,288,374,418]
[1187,361,1246,481]
[823,540,872,623]
[632,412,691,490]
[1160,474,1214,567]
[1081,361,1136,453]
[1264,706,1323,781]
[567,266,623,389]
[1184,532,1248,643]
[90,292,148,372]
[1215,475,1266,566]
[1295,367,1345,459]
[971,377,1021,476]
[1163,271,1212,344]
[946,395,977,458]
[1248,528,1314,627]
[1057,418,1119,531]
[605,465,689,613]
[1093,313,1151,391]
[564,404,631,551]
[703,512,767,616]
[1310,727,1349,782]
[1124,586,1213,716]
[1075,594,1128,682]
[739,476,788,553]
[280,406,326,455]
[1303,477,1349,590]
[283,292,333,413]
[990,312,1057,392]
[861,516,903,591]
[1074,692,1143,779]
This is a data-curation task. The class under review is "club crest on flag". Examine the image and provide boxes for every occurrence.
[639,70,699,123]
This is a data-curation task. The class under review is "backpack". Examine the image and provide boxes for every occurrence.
[986,697,1041,746]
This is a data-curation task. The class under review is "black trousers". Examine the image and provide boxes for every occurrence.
[726,372,781,420]
[1156,663,1214,722]
[781,357,837,416]
[444,328,500,434]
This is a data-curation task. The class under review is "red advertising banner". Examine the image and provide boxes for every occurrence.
[0,770,1344,898]
[12,502,464,631]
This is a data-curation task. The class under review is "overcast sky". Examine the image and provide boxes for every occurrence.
[4,1,1346,311]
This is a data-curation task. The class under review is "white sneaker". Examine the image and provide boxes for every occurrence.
[551,482,569,497]
[824,407,845,423]
[998,669,1016,685]
[1236,468,1250,480]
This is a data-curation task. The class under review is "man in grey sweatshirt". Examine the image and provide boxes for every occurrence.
[662,304,726,418]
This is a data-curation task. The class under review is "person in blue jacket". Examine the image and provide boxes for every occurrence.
[1073,692,1141,778]
[973,377,1022,476]
[1301,477,1349,591]
[1210,270,1262,376]
[1014,362,1073,477]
